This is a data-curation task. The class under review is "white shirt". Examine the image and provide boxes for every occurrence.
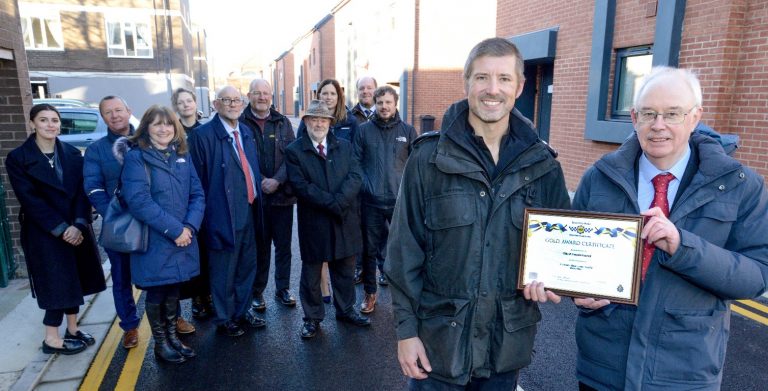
[637,145,691,211]
[311,138,328,156]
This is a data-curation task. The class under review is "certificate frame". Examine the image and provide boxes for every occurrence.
[517,208,644,305]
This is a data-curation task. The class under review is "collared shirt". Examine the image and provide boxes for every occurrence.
[219,116,258,195]
[637,145,691,211]
[310,137,328,156]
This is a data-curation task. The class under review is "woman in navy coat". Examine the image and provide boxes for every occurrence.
[5,104,106,355]
[296,78,359,141]
[117,105,205,364]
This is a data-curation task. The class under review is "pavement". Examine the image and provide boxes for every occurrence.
[0,262,116,391]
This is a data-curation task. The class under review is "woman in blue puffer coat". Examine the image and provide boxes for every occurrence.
[116,105,205,364]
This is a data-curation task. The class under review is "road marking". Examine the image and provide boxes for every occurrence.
[114,314,151,390]
[731,302,768,326]
[736,299,768,315]
[79,288,143,391]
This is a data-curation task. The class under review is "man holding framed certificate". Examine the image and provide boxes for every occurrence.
[571,67,768,391]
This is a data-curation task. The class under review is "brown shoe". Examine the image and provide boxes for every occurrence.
[122,328,139,349]
[360,293,377,314]
[176,317,196,334]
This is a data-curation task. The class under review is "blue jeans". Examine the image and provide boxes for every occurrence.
[105,249,140,331]
[408,371,519,391]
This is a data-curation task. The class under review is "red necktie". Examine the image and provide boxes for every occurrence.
[317,144,326,159]
[233,131,256,204]
[641,173,675,280]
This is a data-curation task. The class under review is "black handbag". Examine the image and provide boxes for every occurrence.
[98,163,150,253]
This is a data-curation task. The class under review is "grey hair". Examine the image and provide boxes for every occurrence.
[633,66,703,109]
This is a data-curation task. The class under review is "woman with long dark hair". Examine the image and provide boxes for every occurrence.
[297,78,359,141]
[5,104,106,355]
[116,105,205,364]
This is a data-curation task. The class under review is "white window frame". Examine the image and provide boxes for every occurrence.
[20,8,64,51]
[104,15,153,59]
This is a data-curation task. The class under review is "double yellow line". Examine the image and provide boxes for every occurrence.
[731,299,768,326]
[79,288,150,391]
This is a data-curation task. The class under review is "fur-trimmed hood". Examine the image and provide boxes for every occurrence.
[112,136,134,165]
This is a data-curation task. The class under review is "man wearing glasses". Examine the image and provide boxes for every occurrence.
[188,86,266,337]
[239,79,298,311]
[570,66,768,390]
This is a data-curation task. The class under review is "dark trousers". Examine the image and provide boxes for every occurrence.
[253,204,294,295]
[208,211,258,326]
[299,255,356,321]
[361,204,393,294]
[145,283,181,305]
[104,249,140,331]
[578,382,599,391]
[43,307,78,327]
[408,370,519,391]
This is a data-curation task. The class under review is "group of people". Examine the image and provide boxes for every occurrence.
[6,35,768,390]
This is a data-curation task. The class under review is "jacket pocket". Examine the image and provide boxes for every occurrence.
[683,202,737,247]
[492,296,541,373]
[417,293,471,378]
[575,304,634,370]
[652,308,727,383]
[424,193,476,284]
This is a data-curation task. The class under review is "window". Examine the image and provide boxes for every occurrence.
[105,17,152,58]
[59,111,99,135]
[612,46,653,118]
[20,11,64,50]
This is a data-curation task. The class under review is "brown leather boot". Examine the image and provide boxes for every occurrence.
[176,317,196,334]
[360,293,377,314]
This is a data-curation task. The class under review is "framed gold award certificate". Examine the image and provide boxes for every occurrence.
[517,208,644,305]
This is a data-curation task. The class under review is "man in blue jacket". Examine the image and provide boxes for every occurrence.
[571,66,768,390]
[188,86,266,337]
[83,96,141,349]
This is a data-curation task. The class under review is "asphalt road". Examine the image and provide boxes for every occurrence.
[96,211,768,390]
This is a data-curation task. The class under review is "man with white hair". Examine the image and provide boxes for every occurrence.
[571,66,768,390]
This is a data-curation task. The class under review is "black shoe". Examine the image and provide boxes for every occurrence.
[216,321,245,337]
[353,268,362,285]
[191,296,210,319]
[275,289,297,307]
[239,308,266,329]
[336,311,371,327]
[300,320,320,339]
[322,295,331,304]
[377,274,389,286]
[64,329,95,346]
[251,294,266,312]
[42,339,87,355]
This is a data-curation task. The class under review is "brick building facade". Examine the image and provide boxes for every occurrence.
[20,0,209,116]
[498,0,768,188]
[0,0,34,278]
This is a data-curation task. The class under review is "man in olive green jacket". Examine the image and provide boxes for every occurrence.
[385,38,570,388]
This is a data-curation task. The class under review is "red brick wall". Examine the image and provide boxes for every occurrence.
[1,0,34,274]
[275,52,296,116]
[410,69,464,132]
[498,0,768,189]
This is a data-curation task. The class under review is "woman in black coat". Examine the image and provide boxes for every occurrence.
[5,104,106,355]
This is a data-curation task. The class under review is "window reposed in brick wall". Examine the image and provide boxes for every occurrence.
[104,15,153,58]
[20,8,64,51]
[611,46,653,120]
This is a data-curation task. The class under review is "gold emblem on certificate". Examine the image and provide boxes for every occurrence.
[517,208,644,305]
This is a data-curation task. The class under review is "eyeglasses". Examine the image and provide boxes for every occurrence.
[635,107,696,125]
[218,98,243,106]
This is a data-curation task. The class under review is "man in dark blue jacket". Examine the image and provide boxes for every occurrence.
[83,96,141,350]
[353,86,417,314]
[188,86,265,337]
[572,67,768,391]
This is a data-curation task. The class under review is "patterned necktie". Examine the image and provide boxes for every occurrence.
[364,109,371,119]
[317,144,326,159]
[233,131,256,204]
[641,173,675,280]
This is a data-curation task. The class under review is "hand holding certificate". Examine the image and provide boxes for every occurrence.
[517,208,644,305]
